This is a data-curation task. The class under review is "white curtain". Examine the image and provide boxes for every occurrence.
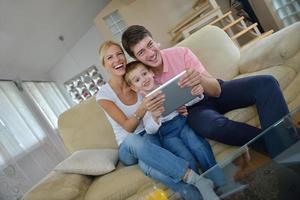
[0,81,69,200]
[272,0,300,27]
[22,82,70,129]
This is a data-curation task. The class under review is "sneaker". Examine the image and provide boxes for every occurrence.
[193,178,220,200]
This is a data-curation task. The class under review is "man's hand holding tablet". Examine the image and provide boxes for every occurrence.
[145,70,203,116]
[178,68,202,88]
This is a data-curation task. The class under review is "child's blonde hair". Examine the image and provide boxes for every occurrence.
[124,61,150,86]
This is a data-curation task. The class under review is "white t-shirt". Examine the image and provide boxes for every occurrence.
[96,83,144,146]
[143,95,204,134]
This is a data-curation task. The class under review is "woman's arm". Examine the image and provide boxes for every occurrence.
[99,91,165,132]
[98,99,146,133]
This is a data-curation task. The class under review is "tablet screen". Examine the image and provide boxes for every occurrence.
[146,70,197,116]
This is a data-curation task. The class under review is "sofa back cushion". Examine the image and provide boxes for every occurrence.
[176,25,240,80]
[58,97,118,154]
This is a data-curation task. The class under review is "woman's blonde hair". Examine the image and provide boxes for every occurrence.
[98,41,124,66]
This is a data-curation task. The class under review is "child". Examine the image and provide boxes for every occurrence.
[124,61,226,194]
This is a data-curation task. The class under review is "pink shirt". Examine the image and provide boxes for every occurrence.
[154,47,206,84]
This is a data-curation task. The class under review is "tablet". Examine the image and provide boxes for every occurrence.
[146,70,198,116]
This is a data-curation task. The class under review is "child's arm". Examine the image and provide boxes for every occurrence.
[151,106,165,122]
[143,111,162,134]
[176,106,188,116]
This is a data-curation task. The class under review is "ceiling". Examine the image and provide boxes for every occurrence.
[0,0,111,78]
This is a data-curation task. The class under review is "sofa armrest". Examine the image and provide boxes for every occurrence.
[22,171,92,200]
[239,22,300,74]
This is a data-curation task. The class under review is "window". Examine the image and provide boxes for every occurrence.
[0,81,45,166]
[103,10,127,41]
[23,81,71,129]
[272,0,300,26]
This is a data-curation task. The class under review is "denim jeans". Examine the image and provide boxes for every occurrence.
[119,132,189,182]
[118,133,203,200]
[159,115,226,187]
[187,75,294,157]
[138,134,203,200]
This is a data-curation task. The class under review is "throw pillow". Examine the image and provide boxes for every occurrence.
[54,149,118,175]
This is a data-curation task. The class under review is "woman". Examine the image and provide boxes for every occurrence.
[96,41,220,200]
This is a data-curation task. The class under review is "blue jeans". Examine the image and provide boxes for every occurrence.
[119,133,203,200]
[159,115,225,187]
[187,75,294,157]
[138,134,203,200]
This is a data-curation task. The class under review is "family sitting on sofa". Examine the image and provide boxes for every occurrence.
[96,25,293,200]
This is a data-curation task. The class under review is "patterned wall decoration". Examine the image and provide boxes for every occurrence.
[64,66,105,103]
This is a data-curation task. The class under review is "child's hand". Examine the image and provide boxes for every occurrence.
[191,84,204,96]
[151,106,165,123]
[143,91,165,112]
[176,106,188,116]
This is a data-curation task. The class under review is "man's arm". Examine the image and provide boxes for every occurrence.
[198,70,221,97]
[179,68,221,97]
[176,47,221,97]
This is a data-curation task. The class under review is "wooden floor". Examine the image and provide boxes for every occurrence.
[232,149,272,181]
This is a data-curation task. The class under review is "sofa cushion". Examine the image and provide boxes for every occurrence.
[239,22,300,74]
[234,65,296,91]
[85,165,154,200]
[22,171,92,200]
[176,25,240,81]
[209,65,296,134]
[283,73,300,105]
[54,149,118,175]
[58,97,118,153]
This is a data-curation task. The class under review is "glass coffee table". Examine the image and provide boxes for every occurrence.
[202,106,300,200]
[140,107,300,200]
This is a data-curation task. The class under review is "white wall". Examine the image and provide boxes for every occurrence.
[0,67,51,81]
[94,0,196,48]
[49,25,108,103]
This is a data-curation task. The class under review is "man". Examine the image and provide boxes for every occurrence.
[121,25,293,157]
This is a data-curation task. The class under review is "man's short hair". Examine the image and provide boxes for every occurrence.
[122,25,152,58]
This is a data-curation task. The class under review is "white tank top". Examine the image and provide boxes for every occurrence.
[96,83,144,146]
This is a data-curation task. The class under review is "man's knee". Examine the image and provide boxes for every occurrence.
[196,116,229,137]
[256,75,279,89]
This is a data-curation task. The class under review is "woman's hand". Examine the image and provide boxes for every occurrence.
[191,84,204,96]
[176,106,188,116]
[142,91,165,112]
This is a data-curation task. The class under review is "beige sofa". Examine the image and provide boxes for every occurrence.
[23,22,300,200]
